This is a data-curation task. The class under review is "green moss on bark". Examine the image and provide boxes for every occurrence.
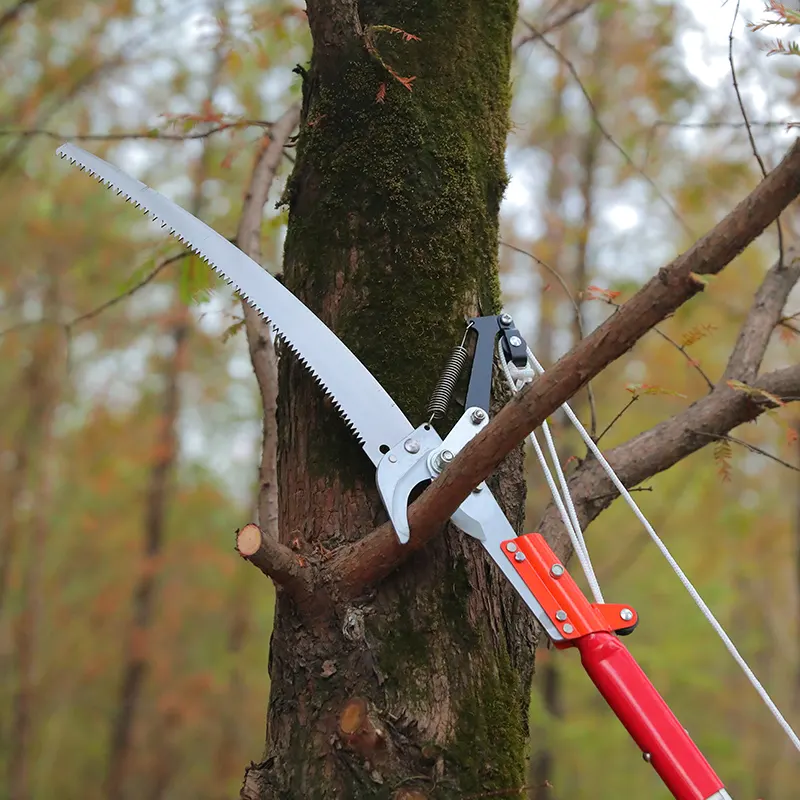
[447,648,527,796]
[283,1,515,427]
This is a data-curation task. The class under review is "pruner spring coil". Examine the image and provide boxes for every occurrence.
[426,324,473,422]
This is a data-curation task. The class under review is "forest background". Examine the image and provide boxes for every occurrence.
[1,1,799,798]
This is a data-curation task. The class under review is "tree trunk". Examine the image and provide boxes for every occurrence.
[245,3,541,798]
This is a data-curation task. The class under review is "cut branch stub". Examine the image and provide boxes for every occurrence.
[235,523,318,612]
[337,697,386,759]
[235,523,262,558]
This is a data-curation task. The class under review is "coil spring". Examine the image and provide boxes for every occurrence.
[426,344,468,421]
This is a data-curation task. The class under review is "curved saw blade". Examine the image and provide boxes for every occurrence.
[57,143,414,465]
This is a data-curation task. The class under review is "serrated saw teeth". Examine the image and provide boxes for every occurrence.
[57,143,412,464]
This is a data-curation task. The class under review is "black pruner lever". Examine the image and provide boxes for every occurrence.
[426,313,529,423]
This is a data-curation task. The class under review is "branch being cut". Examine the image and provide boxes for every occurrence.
[327,137,800,598]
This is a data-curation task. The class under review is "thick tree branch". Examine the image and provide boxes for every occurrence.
[327,137,800,598]
[722,250,800,383]
[536,364,800,558]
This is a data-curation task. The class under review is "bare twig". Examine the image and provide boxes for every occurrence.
[71,251,190,327]
[729,0,786,267]
[690,430,800,474]
[594,295,715,390]
[514,1,597,49]
[0,250,189,340]
[327,137,800,596]
[500,241,598,431]
[650,325,715,390]
[500,242,582,332]
[0,120,272,143]
[519,21,692,235]
[781,319,800,335]
[594,396,638,444]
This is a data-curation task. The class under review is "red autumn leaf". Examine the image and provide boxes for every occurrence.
[585,285,621,303]
[376,82,387,103]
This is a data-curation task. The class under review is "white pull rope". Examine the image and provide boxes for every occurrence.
[497,340,800,753]
[497,341,604,603]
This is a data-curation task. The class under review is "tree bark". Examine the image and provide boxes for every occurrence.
[245,3,537,797]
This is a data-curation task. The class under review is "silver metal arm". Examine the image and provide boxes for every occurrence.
[375,407,563,642]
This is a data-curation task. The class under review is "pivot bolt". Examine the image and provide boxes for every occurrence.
[509,335,522,347]
[555,610,568,622]
[506,542,518,553]
[470,408,487,424]
[404,439,420,454]
[500,313,513,325]
[620,608,634,622]
[514,552,525,563]
[563,623,574,634]
[550,564,564,578]
[432,449,454,471]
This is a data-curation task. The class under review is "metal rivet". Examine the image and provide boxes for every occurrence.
[509,335,522,347]
[470,408,486,424]
[562,623,574,634]
[472,484,483,494]
[514,552,525,562]
[404,439,420,454]
[643,752,652,763]
[550,564,564,578]
[620,608,634,622]
[555,610,567,622]
[388,455,397,463]
[506,542,518,553]
[500,313,513,325]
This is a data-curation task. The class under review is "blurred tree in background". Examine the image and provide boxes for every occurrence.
[0,1,798,798]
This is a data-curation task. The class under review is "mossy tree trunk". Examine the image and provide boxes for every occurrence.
[242,3,542,798]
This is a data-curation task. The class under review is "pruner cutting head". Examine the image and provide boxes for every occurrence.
[377,314,529,543]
